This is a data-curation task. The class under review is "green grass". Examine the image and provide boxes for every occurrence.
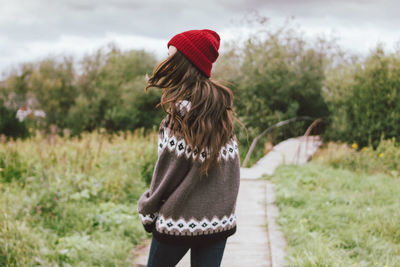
[271,162,400,267]
[0,128,157,266]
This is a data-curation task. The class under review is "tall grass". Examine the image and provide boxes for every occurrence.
[269,140,400,266]
[0,128,158,266]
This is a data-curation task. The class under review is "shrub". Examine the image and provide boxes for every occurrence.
[213,17,331,165]
[0,98,29,139]
[324,45,400,148]
[313,138,400,176]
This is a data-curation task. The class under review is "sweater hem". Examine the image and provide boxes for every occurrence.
[152,226,236,247]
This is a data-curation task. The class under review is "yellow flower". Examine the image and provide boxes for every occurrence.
[379,153,384,158]
[351,143,358,149]
[362,147,368,151]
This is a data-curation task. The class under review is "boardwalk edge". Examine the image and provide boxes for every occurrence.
[265,180,287,267]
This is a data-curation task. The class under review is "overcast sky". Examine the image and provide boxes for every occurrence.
[1,0,399,79]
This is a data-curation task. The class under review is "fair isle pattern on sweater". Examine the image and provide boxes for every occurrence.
[156,213,236,235]
[139,213,158,224]
[139,212,237,235]
[159,127,239,162]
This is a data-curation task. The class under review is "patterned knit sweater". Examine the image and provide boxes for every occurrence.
[137,100,241,246]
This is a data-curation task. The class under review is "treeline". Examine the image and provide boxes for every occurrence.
[1,18,399,149]
[213,20,400,149]
[0,46,164,138]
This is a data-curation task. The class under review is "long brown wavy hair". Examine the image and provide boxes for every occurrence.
[144,50,243,177]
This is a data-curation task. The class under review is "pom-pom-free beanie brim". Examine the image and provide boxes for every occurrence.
[167,29,220,78]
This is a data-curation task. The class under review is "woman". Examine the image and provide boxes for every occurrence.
[138,29,241,267]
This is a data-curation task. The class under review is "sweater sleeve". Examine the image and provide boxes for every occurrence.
[137,124,193,233]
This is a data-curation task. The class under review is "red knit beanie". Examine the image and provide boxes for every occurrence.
[167,29,220,78]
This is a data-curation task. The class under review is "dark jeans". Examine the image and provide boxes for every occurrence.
[146,236,227,267]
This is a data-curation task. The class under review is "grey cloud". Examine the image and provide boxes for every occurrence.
[1,0,241,43]
[1,0,400,75]
[250,0,399,22]
[1,0,399,43]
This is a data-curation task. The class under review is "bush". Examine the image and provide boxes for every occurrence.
[66,47,163,136]
[1,46,163,137]
[313,138,400,176]
[324,45,400,148]
[0,98,29,139]
[214,17,332,165]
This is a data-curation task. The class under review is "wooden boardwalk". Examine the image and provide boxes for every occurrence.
[132,135,322,267]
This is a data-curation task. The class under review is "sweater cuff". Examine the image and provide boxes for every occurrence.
[143,221,156,233]
[139,212,158,233]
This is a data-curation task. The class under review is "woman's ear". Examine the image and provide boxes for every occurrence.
[168,45,178,57]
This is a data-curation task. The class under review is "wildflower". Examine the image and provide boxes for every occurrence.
[379,153,384,158]
[33,110,46,118]
[16,106,46,122]
[362,147,368,152]
[351,143,358,149]
[16,106,30,122]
